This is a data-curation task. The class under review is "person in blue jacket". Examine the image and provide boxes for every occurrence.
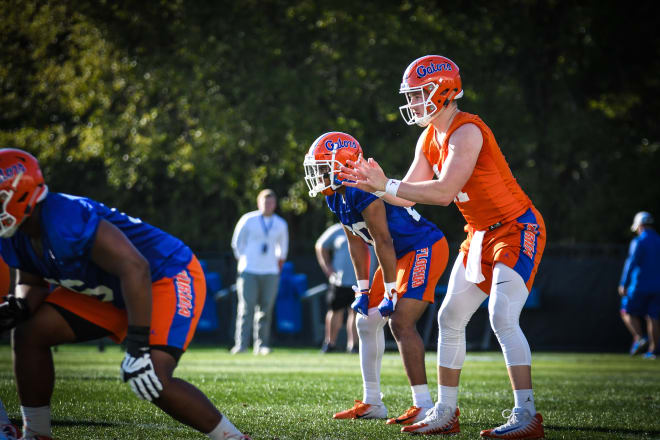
[619,211,660,359]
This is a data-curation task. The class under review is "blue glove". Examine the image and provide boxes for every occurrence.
[378,291,398,317]
[351,288,370,316]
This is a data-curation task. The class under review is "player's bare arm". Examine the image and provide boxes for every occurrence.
[14,269,50,313]
[343,225,371,282]
[376,123,482,206]
[380,131,437,206]
[91,219,152,327]
[360,199,398,285]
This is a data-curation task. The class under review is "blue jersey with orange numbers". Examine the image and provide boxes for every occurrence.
[0,192,193,309]
[326,187,444,259]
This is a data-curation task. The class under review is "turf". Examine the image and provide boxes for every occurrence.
[0,345,659,439]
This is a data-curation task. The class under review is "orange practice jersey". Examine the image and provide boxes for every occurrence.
[421,112,532,231]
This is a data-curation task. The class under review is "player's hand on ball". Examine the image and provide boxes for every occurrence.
[120,326,163,401]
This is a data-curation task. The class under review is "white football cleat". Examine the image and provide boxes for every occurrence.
[401,402,460,435]
[480,407,544,439]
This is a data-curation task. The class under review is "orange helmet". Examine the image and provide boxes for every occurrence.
[304,132,363,197]
[0,148,49,238]
[399,55,463,127]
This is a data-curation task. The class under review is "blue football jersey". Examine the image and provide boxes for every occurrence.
[326,187,444,259]
[0,193,193,309]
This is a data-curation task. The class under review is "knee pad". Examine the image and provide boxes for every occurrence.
[437,288,486,369]
[488,264,532,366]
[356,308,386,337]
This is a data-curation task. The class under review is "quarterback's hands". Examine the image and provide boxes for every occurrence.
[351,286,370,316]
[120,325,163,402]
[0,295,30,333]
[339,155,389,194]
[378,289,398,317]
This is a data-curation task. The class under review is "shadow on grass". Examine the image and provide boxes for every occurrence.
[460,422,660,437]
[10,418,116,428]
[546,424,660,436]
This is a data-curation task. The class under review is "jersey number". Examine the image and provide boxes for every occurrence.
[347,207,422,245]
[44,278,115,303]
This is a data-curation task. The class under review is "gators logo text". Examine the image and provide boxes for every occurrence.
[175,270,193,317]
[522,224,539,259]
[416,61,452,78]
[0,163,26,183]
[324,137,358,152]
[411,247,429,288]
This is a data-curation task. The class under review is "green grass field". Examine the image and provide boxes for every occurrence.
[1,345,659,439]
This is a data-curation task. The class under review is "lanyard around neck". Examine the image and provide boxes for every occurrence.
[260,214,274,236]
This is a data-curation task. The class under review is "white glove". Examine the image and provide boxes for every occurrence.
[120,326,163,401]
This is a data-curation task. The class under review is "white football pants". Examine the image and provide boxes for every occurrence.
[437,253,532,369]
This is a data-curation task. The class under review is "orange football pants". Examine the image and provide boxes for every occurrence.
[44,255,206,350]
[368,237,449,308]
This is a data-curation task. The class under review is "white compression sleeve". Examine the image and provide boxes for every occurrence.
[488,263,532,367]
[356,307,387,404]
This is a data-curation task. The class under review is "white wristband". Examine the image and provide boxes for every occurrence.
[357,279,370,291]
[372,190,386,198]
[385,179,401,197]
[384,282,397,297]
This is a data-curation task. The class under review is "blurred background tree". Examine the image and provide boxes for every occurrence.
[1,0,658,253]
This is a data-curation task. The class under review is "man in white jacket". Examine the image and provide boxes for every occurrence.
[231,189,289,355]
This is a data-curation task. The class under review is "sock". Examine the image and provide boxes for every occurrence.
[411,384,433,408]
[363,381,382,405]
[0,399,10,424]
[513,389,536,414]
[21,405,51,437]
[206,414,243,440]
[438,385,458,410]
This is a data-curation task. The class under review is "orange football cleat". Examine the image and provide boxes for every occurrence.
[386,405,430,425]
[333,400,387,419]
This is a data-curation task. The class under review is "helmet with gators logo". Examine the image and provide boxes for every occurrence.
[399,55,463,127]
[304,132,363,197]
[0,148,49,238]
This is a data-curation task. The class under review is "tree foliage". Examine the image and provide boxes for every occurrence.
[1,0,658,251]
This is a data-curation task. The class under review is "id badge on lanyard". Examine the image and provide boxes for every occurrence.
[260,215,273,254]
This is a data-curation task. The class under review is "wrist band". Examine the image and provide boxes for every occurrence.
[357,279,370,291]
[384,282,397,296]
[385,179,401,197]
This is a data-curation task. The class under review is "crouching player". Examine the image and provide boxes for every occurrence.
[0,149,249,440]
[304,132,449,426]
[1,257,22,440]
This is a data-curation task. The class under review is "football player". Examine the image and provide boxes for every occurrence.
[340,55,546,438]
[0,149,250,440]
[304,132,449,426]
[1,258,23,440]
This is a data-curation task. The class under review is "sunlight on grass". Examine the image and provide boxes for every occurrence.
[1,345,659,439]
